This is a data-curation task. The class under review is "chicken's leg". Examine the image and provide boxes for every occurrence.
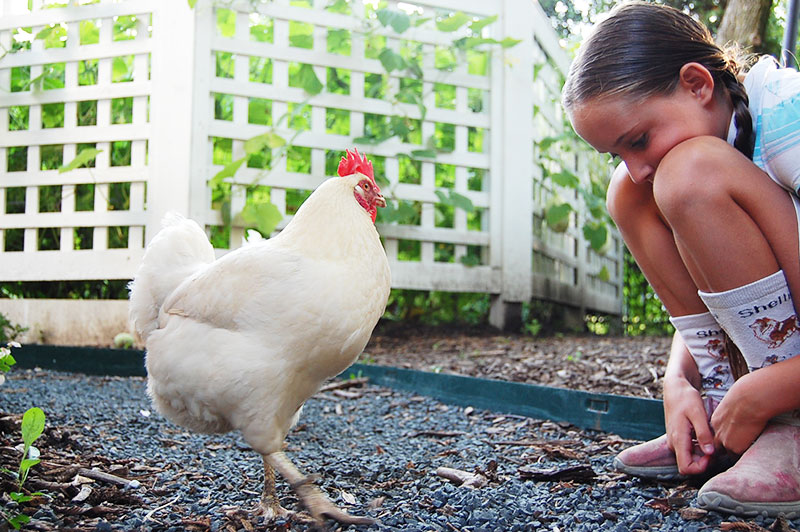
[264,451,375,526]
[257,456,292,520]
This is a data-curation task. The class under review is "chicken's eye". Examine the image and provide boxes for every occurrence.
[362,182,371,191]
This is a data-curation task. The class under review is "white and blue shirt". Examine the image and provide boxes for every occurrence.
[730,56,800,194]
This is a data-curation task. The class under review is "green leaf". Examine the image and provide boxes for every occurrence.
[8,513,29,529]
[244,132,286,155]
[377,9,410,34]
[187,0,198,7]
[545,203,572,233]
[549,170,579,189]
[21,408,44,448]
[19,459,40,473]
[461,37,499,49]
[112,56,133,82]
[9,492,32,503]
[459,254,481,267]
[597,265,611,282]
[583,222,608,253]
[410,149,437,159]
[34,26,53,41]
[378,199,419,225]
[448,191,474,212]
[59,148,102,173]
[236,202,283,237]
[296,64,322,95]
[499,37,522,48]
[0,353,16,370]
[378,48,406,73]
[211,158,246,184]
[289,34,313,49]
[436,12,471,32]
[435,190,474,212]
[469,15,497,33]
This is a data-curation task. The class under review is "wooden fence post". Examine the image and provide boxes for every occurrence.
[147,0,202,241]
[489,0,535,330]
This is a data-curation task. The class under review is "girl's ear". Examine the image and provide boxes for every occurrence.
[679,62,716,104]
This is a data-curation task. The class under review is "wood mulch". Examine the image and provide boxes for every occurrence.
[363,324,673,400]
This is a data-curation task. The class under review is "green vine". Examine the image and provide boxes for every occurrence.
[206,1,519,245]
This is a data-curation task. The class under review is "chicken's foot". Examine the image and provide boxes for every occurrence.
[257,456,292,521]
[265,451,375,526]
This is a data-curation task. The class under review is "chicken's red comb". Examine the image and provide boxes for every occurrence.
[337,148,374,182]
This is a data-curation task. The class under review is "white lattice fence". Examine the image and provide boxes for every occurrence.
[0,0,622,327]
[0,0,154,280]
[188,0,504,295]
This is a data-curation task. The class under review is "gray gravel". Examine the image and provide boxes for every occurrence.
[2,368,799,531]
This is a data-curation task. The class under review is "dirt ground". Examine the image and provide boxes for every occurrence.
[363,324,674,400]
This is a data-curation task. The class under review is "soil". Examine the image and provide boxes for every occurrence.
[364,324,674,400]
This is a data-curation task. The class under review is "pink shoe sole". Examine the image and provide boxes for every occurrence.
[612,434,685,480]
[612,456,684,480]
[697,491,800,519]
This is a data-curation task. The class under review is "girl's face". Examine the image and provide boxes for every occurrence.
[569,65,732,184]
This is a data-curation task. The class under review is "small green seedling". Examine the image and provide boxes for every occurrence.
[0,342,18,386]
[17,407,45,487]
[1,407,46,530]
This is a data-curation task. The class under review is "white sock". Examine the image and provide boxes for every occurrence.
[669,312,733,402]
[699,270,800,371]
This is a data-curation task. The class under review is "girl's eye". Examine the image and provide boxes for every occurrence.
[631,134,648,149]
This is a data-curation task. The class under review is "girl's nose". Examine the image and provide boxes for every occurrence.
[627,161,655,184]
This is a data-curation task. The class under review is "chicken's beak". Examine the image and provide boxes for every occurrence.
[374,193,386,208]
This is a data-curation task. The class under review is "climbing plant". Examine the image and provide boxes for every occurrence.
[206,0,519,240]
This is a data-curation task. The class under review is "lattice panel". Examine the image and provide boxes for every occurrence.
[0,0,153,280]
[529,25,622,311]
[198,0,497,292]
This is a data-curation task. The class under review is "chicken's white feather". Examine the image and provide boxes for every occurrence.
[129,173,390,457]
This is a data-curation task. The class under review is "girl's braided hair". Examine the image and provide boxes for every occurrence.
[562,1,755,158]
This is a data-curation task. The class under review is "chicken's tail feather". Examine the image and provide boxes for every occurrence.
[129,213,215,342]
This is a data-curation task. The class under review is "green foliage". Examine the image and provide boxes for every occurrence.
[384,290,490,326]
[59,148,102,173]
[623,249,673,336]
[0,314,28,346]
[0,280,129,299]
[113,332,135,349]
[539,131,613,254]
[199,3,516,244]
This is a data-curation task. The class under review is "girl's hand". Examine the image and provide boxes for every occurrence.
[710,371,770,454]
[663,375,715,475]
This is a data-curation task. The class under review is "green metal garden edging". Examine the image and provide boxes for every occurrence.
[10,344,665,441]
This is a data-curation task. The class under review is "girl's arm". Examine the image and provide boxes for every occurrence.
[663,330,716,474]
[711,353,800,453]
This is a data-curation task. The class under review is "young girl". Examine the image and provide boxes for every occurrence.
[563,1,800,518]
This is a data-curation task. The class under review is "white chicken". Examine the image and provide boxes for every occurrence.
[129,149,390,525]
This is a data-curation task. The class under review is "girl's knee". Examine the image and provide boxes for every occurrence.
[653,136,743,217]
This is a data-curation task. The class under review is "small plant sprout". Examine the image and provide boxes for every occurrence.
[113,332,135,349]
[0,342,20,386]
[1,407,46,530]
[17,407,45,487]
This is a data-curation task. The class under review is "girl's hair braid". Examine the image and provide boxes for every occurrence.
[720,68,755,158]
[562,1,755,159]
